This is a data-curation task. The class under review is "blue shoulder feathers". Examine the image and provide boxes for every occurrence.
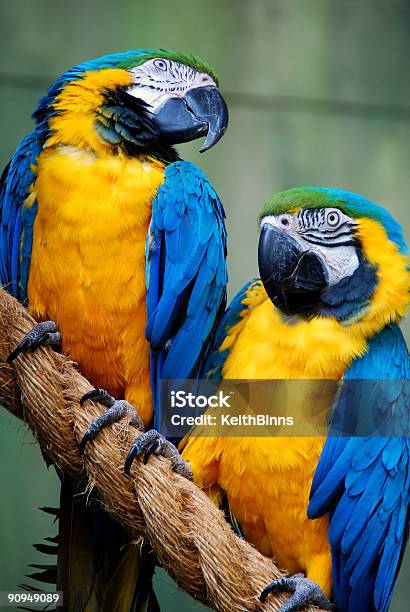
[145,161,227,427]
[309,324,410,612]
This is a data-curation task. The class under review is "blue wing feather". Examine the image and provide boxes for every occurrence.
[145,161,227,429]
[1,129,43,301]
[308,324,410,611]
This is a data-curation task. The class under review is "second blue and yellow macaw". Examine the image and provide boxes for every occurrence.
[182,187,410,611]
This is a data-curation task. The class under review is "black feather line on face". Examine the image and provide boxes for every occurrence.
[96,86,179,164]
[296,210,357,248]
[298,208,326,229]
[301,236,356,248]
[300,221,354,237]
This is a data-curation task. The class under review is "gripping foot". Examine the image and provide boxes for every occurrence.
[7,321,61,363]
[124,430,192,479]
[79,388,145,454]
[260,573,332,611]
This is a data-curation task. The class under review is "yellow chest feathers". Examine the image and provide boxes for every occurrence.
[27,146,165,399]
[221,282,359,380]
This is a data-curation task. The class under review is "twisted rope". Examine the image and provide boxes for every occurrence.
[0,287,324,611]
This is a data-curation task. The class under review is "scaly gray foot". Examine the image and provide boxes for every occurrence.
[7,320,61,363]
[79,388,145,453]
[124,430,192,479]
[260,573,333,611]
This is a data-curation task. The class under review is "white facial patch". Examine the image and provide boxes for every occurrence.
[311,243,359,285]
[127,58,216,108]
[261,210,360,286]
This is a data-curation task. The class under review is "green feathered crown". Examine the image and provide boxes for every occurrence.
[260,187,407,254]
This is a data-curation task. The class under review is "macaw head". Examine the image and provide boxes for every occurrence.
[258,187,409,327]
[34,49,228,160]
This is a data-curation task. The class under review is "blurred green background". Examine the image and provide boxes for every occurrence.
[0,0,409,610]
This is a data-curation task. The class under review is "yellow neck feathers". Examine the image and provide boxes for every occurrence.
[44,69,133,155]
[354,217,409,332]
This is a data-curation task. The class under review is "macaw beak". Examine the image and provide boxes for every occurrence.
[150,85,228,152]
[258,225,328,316]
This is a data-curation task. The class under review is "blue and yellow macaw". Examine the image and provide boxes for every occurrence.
[182,188,410,611]
[1,49,228,609]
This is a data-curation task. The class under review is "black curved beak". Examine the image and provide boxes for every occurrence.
[258,225,328,316]
[151,85,228,152]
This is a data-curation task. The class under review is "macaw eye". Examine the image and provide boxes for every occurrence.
[154,59,168,71]
[326,210,340,227]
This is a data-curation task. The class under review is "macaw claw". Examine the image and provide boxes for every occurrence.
[79,388,144,454]
[260,573,333,611]
[7,320,61,363]
[80,388,113,406]
[124,430,193,479]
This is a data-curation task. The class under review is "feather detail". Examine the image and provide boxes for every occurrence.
[0,131,43,301]
[146,161,227,430]
[308,325,410,611]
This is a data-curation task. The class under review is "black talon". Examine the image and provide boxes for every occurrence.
[143,440,162,464]
[260,577,287,602]
[7,345,24,363]
[124,446,139,475]
[124,430,192,479]
[124,432,150,475]
[80,388,112,406]
[79,429,95,455]
[79,390,144,453]
[260,573,332,611]
[7,320,60,363]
